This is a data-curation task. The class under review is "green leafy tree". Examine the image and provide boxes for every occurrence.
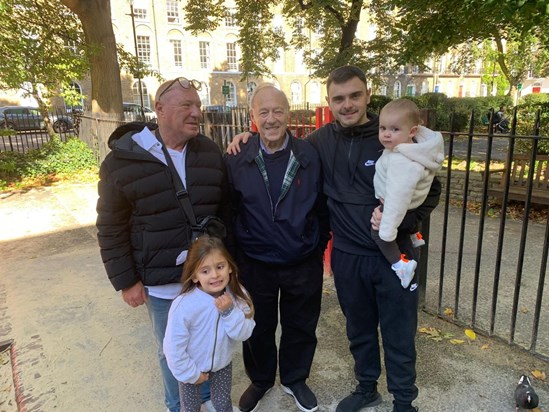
[0,0,90,135]
[382,0,549,98]
[185,0,395,79]
[59,0,124,118]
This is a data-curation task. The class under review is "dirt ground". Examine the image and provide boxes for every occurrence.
[1,182,548,412]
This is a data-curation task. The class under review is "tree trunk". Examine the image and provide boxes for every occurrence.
[60,0,123,119]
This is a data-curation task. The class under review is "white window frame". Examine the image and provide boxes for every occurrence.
[132,81,151,107]
[136,35,151,64]
[171,39,183,67]
[226,43,238,71]
[199,41,211,69]
[393,81,401,98]
[166,0,180,23]
[225,10,237,27]
[225,81,237,106]
[134,7,147,20]
[291,81,302,104]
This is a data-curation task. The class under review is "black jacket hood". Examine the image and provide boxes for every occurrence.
[107,121,158,148]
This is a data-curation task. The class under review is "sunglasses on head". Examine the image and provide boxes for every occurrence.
[158,77,202,99]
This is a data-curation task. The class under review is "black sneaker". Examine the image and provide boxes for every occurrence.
[238,383,273,412]
[335,387,382,412]
[281,381,318,412]
[392,405,419,412]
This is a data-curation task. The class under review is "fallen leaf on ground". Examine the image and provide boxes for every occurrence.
[481,344,490,350]
[444,307,454,316]
[465,329,477,340]
[450,339,465,345]
[531,369,546,381]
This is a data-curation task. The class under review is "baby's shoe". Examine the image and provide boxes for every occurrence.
[391,254,417,288]
[410,232,425,248]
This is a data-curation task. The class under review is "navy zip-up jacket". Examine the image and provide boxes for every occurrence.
[224,131,330,265]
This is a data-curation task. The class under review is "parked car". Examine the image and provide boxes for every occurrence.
[0,106,74,133]
[123,102,157,122]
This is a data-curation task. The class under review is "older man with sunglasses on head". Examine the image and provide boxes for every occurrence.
[96,78,228,412]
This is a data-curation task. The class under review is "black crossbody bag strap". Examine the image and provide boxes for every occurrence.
[155,130,198,228]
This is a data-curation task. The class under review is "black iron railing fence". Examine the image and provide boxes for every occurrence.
[0,108,80,153]
[420,108,549,361]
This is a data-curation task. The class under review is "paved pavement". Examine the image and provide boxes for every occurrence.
[1,182,548,412]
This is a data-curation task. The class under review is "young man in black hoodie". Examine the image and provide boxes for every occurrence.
[307,66,440,412]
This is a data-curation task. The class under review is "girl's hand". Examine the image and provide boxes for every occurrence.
[215,293,234,313]
[195,372,209,385]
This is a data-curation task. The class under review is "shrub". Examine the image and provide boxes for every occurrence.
[369,95,393,114]
[520,93,549,105]
[0,136,98,191]
[514,103,549,154]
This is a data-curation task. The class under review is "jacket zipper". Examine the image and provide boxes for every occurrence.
[210,313,221,372]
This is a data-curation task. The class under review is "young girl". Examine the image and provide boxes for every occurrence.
[164,235,255,412]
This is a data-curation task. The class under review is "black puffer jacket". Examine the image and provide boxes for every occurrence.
[96,123,227,291]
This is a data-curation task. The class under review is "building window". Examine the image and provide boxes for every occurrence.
[247,82,257,96]
[295,50,304,73]
[198,83,210,106]
[291,81,302,104]
[406,84,416,96]
[295,17,304,35]
[136,35,151,64]
[225,10,237,27]
[447,80,454,97]
[393,81,401,98]
[225,81,237,106]
[227,43,238,71]
[132,81,150,107]
[380,85,387,96]
[273,47,284,73]
[308,81,320,103]
[199,41,210,69]
[171,39,182,67]
[421,81,429,95]
[63,82,83,112]
[134,7,147,20]
[166,0,179,23]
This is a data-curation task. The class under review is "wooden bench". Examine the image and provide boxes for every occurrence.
[485,154,549,205]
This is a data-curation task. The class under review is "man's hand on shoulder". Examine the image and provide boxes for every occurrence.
[226,131,252,155]
[122,281,148,307]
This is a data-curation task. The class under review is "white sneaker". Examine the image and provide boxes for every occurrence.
[410,232,425,248]
[392,256,417,289]
[201,400,215,412]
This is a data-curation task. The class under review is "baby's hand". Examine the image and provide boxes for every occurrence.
[195,372,209,385]
[371,204,383,231]
[215,293,234,313]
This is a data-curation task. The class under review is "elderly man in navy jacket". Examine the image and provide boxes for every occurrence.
[225,83,330,412]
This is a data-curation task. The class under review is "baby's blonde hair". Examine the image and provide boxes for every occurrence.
[380,98,422,126]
